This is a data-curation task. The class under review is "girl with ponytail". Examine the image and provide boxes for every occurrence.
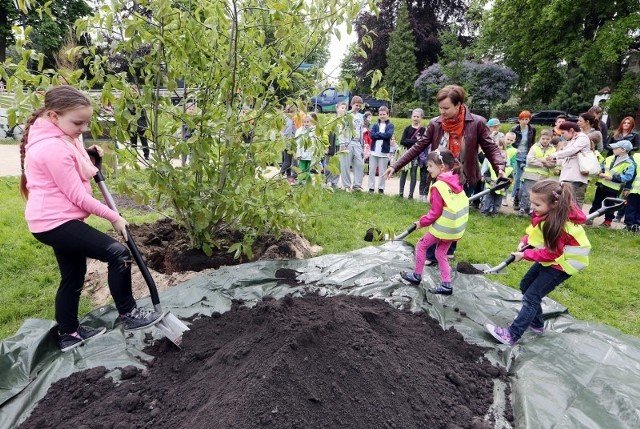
[21,86,162,352]
[486,179,591,346]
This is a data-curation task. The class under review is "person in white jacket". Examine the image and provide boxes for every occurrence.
[546,121,591,208]
[295,113,317,184]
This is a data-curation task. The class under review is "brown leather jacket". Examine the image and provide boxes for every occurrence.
[392,109,505,186]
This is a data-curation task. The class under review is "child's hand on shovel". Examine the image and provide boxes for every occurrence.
[414,221,423,230]
[511,252,524,262]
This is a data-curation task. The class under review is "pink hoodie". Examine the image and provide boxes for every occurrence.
[418,171,464,228]
[24,118,119,233]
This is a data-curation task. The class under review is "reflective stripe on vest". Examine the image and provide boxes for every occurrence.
[597,155,632,191]
[523,145,556,177]
[525,221,591,275]
[631,154,640,195]
[427,180,469,240]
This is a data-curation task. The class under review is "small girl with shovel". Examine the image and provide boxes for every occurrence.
[400,149,469,295]
[486,179,591,346]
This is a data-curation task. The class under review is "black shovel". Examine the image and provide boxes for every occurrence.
[457,197,627,275]
[364,177,512,242]
[87,149,190,347]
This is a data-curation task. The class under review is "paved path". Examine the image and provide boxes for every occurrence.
[0,144,21,176]
[1,143,625,229]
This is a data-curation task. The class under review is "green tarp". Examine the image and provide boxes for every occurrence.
[1,242,639,428]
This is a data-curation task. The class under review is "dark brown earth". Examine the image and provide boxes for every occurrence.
[19,294,513,429]
[123,218,320,274]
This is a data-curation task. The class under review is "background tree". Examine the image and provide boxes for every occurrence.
[384,0,417,105]
[415,61,517,116]
[0,0,91,67]
[354,0,468,92]
[605,72,640,126]
[479,0,640,111]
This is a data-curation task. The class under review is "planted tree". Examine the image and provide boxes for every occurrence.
[5,0,374,257]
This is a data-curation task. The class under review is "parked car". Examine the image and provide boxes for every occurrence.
[505,110,579,126]
[309,87,388,114]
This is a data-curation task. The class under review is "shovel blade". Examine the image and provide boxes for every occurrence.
[155,312,190,348]
[471,264,508,274]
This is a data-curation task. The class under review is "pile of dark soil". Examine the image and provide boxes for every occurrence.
[20,295,512,429]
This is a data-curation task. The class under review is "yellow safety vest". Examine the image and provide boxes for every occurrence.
[506,147,517,168]
[629,153,640,195]
[427,180,469,240]
[525,221,591,275]
[597,155,633,192]
[523,144,556,177]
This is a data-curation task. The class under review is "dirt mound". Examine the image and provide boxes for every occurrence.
[84,219,322,306]
[123,218,322,274]
[19,295,512,429]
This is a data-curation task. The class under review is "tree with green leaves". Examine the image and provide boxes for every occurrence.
[4,0,375,258]
[384,1,417,104]
[0,0,91,66]
[479,0,640,109]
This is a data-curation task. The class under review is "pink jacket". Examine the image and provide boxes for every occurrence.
[418,171,463,228]
[24,118,119,233]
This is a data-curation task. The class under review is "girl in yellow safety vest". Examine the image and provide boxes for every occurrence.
[486,179,591,346]
[400,149,469,295]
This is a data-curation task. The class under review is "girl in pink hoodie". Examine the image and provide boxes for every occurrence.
[20,86,162,352]
[400,149,469,295]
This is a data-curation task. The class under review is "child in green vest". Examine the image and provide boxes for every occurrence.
[400,149,469,295]
[481,137,513,215]
[487,179,591,346]
[519,130,556,216]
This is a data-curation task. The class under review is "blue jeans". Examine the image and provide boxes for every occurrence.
[509,263,570,341]
[511,159,526,199]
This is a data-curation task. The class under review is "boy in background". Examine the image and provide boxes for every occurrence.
[339,96,365,191]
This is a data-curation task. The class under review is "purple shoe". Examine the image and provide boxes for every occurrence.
[400,271,422,285]
[486,323,515,346]
[528,324,544,334]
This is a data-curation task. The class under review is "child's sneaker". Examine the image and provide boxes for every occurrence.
[486,323,515,346]
[528,324,545,334]
[120,307,163,331]
[400,271,422,285]
[429,283,452,295]
[58,325,107,352]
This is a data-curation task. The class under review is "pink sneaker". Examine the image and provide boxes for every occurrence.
[486,323,515,346]
[528,324,544,334]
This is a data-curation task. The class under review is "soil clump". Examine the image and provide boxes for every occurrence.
[19,294,512,429]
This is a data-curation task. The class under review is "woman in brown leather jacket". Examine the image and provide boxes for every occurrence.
[384,85,505,262]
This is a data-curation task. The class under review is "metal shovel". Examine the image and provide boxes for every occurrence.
[87,149,190,348]
[458,197,627,275]
[364,178,513,242]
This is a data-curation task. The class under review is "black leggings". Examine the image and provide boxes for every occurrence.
[33,220,136,334]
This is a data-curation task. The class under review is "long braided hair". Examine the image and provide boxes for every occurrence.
[19,86,92,199]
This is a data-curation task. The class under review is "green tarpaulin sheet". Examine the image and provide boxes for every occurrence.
[1,242,639,428]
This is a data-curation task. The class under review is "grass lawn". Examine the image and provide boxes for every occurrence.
[2,171,639,340]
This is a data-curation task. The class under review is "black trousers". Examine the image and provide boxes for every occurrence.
[589,184,620,222]
[131,125,149,159]
[33,220,136,334]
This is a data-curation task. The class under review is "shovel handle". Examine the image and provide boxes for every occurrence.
[394,224,417,240]
[485,245,533,274]
[89,149,162,310]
